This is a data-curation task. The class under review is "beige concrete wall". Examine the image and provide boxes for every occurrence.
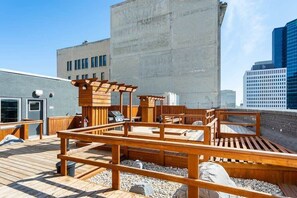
[57,39,110,80]
[111,0,224,108]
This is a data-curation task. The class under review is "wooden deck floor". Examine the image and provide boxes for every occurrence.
[0,137,144,197]
[220,124,255,134]
[0,137,114,186]
[0,174,144,197]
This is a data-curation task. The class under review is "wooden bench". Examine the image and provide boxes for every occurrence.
[152,128,187,136]
[164,117,182,124]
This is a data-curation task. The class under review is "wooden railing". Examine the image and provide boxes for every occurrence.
[217,111,260,138]
[57,125,297,198]
[161,109,215,125]
[0,120,43,140]
[124,121,213,145]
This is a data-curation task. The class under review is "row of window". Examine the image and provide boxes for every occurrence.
[247,90,286,93]
[247,82,286,86]
[246,75,286,79]
[247,101,286,104]
[247,86,286,90]
[91,55,107,67]
[247,93,286,97]
[68,72,105,80]
[246,98,286,101]
[247,78,285,83]
[246,105,286,108]
[246,69,286,75]
[66,55,107,71]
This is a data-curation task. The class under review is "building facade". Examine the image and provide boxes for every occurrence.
[57,39,110,81]
[243,62,287,110]
[221,90,236,108]
[110,0,227,108]
[272,18,297,109]
[0,69,79,136]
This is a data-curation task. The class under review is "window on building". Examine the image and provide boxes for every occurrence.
[67,61,69,71]
[95,56,98,67]
[101,72,105,80]
[82,74,85,79]
[85,74,88,79]
[78,59,81,70]
[93,73,96,78]
[91,57,95,67]
[99,56,102,66]
[82,59,85,69]
[76,75,79,80]
[103,55,107,66]
[68,76,71,80]
[69,61,72,70]
[0,98,21,123]
[85,58,88,68]
[75,60,78,70]
[29,101,40,111]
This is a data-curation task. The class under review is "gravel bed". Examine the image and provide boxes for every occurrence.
[89,160,284,197]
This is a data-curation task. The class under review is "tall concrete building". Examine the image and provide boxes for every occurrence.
[57,39,110,81]
[221,90,236,108]
[243,61,287,110]
[110,0,227,108]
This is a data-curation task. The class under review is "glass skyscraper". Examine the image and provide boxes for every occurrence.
[272,19,297,109]
[272,27,286,68]
[286,19,297,109]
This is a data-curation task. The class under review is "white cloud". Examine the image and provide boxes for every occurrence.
[223,0,267,55]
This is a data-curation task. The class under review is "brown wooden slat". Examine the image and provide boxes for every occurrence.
[250,137,263,151]
[239,137,253,163]
[254,137,270,151]
[215,138,224,162]
[260,138,280,153]
[223,138,229,162]
[244,137,254,150]
[279,184,297,197]
[287,184,297,195]
[230,138,236,162]
[262,137,293,153]
[234,138,244,163]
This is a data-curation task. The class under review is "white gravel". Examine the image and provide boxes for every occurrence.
[89,160,284,197]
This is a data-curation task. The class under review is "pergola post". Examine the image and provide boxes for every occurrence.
[154,100,157,122]
[160,100,163,118]
[119,91,123,114]
[129,92,133,122]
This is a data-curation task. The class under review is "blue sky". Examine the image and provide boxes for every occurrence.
[0,0,296,105]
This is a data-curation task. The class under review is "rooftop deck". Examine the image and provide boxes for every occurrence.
[1,109,297,197]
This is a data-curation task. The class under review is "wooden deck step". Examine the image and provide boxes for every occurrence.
[211,136,295,164]
[279,183,297,197]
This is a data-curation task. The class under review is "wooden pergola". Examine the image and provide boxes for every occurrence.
[72,79,137,126]
[137,95,165,122]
